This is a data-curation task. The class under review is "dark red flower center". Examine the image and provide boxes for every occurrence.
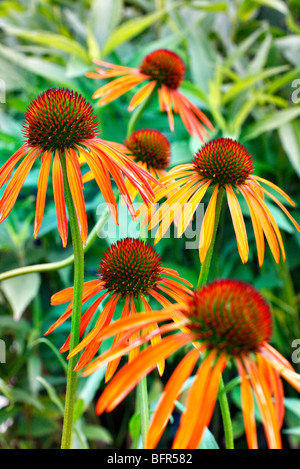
[193,138,254,186]
[125,129,171,170]
[99,238,163,298]
[139,49,185,90]
[187,280,272,356]
[23,88,99,152]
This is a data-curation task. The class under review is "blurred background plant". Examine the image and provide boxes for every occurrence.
[0,0,299,449]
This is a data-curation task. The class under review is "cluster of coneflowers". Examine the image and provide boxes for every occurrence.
[0,48,299,450]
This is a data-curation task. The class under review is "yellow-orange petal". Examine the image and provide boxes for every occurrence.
[226,184,249,263]
[128,80,156,111]
[199,185,219,263]
[146,348,199,449]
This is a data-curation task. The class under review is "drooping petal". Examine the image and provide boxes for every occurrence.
[146,348,199,449]
[236,359,258,449]
[0,144,29,188]
[244,356,282,449]
[65,149,88,244]
[0,148,41,223]
[52,151,68,247]
[67,294,120,360]
[34,151,52,238]
[226,184,249,263]
[172,350,217,449]
[199,185,219,263]
[128,80,156,111]
[240,184,265,266]
[95,333,193,414]
[186,354,226,449]
[105,296,130,382]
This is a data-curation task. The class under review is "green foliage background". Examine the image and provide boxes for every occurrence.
[0,0,299,449]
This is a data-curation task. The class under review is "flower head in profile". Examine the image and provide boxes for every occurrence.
[91,279,300,449]
[139,138,300,265]
[87,49,214,142]
[0,88,157,247]
[46,237,192,381]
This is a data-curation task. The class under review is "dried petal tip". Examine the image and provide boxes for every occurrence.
[99,238,163,298]
[125,129,171,171]
[140,49,185,90]
[188,280,272,355]
[194,138,254,186]
[23,88,99,152]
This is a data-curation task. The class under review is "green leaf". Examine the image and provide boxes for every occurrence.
[198,427,220,449]
[0,44,74,86]
[82,424,113,444]
[36,376,64,416]
[102,7,173,56]
[73,398,85,424]
[283,427,300,436]
[222,66,289,104]
[285,398,300,418]
[242,107,300,141]
[0,25,89,60]
[1,273,41,321]
[129,412,141,441]
[89,0,123,50]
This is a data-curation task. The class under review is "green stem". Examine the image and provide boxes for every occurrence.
[197,187,224,288]
[137,376,149,447]
[218,377,234,450]
[0,202,112,282]
[59,154,85,450]
[196,187,234,449]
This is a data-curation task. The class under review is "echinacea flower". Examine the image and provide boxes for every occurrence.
[87,49,214,142]
[88,279,300,449]
[46,237,192,381]
[0,88,157,247]
[83,128,171,203]
[138,138,300,265]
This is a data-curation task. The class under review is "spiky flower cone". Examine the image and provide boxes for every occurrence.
[0,88,158,246]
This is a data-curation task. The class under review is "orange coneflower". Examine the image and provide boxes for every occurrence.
[83,128,171,203]
[46,237,192,381]
[86,279,300,449]
[87,49,214,142]
[138,138,300,265]
[0,88,157,247]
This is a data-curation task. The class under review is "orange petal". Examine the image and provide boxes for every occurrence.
[244,357,281,449]
[146,348,199,449]
[0,148,41,222]
[226,184,249,263]
[96,333,193,414]
[128,80,156,111]
[65,149,87,245]
[172,351,218,449]
[236,359,258,449]
[34,151,52,238]
[0,144,29,188]
[52,151,68,247]
[199,185,219,263]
